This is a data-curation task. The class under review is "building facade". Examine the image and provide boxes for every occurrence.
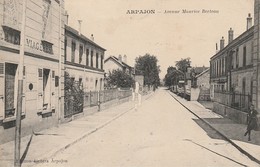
[209,11,260,124]
[0,0,65,143]
[104,55,133,76]
[65,25,105,92]
[196,68,210,90]
[210,18,254,100]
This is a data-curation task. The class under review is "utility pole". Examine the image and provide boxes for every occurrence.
[14,0,27,166]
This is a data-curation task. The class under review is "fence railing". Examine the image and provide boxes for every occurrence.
[84,88,133,108]
[65,86,151,118]
[213,91,252,112]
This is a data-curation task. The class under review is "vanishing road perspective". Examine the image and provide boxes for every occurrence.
[36,88,259,167]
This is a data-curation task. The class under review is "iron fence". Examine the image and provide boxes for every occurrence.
[65,86,150,117]
[214,91,251,112]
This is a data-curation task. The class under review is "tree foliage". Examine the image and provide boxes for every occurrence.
[175,57,191,73]
[163,66,183,87]
[106,69,134,88]
[135,53,161,87]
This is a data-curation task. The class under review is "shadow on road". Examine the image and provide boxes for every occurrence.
[193,118,260,146]
[183,139,248,167]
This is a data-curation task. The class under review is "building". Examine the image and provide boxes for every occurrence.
[209,11,259,124]
[195,68,210,101]
[196,68,210,89]
[104,55,133,76]
[0,0,65,143]
[210,14,254,103]
[64,24,106,92]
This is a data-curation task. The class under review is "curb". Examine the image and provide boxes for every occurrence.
[168,91,260,165]
[31,92,155,166]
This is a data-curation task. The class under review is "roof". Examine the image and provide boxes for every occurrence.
[65,25,106,51]
[195,68,210,78]
[210,26,254,60]
[104,56,133,69]
[193,67,209,74]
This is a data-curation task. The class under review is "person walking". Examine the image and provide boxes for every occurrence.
[244,104,258,141]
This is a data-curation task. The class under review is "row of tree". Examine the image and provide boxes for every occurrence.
[106,53,161,89]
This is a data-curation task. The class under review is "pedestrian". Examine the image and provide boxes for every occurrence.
[244,104,258,141]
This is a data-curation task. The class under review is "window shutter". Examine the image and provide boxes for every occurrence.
[51,70,55,110]
[37,68,43,113]
[0,63,5,120]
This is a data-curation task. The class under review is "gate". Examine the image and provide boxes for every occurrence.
[64,80,84,118]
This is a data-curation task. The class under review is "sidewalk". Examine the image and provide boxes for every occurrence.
[169,91,260,164]
[0,92,154,167]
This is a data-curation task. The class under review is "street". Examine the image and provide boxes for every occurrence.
[36,88,258,167]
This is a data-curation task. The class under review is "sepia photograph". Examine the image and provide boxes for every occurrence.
[0,0,260,166]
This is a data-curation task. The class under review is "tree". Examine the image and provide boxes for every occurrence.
[175,57,191,73]
[175,57,192,99]
[164,66,183,88]
[164,66,176,87]
[106,69,134,88]
[135,53,161,88]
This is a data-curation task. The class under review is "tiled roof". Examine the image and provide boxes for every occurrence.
[104,56,133,69]
[65,25,106,51]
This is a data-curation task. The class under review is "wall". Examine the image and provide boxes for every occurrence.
[104,58,123,73]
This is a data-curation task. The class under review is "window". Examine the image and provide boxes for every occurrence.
[3,26,20,45]
[52,71,55,78]
[91,50,93,67]
[71,41,76,63]
[236,48,239,68]
[101,54,104,69]
[38,69,43,77]
[55,76,59,87]
[64,38,67,61]
[42,40,53,54]
[79,45,83,64]
[243,46,246,67]
[86,49,89,66]
[96,52,99,68]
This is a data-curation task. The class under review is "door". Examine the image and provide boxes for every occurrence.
[5,63,18,118]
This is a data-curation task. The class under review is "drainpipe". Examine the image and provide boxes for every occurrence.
[58,1,62,124]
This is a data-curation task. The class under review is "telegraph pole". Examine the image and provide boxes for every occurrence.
[14,0,27,166]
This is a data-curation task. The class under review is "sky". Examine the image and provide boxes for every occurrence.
[65,0,254,79]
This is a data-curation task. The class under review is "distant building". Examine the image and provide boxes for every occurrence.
[104,55,133,76]
[196,68,210,89]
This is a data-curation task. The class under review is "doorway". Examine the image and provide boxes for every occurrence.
[5,63,18,118]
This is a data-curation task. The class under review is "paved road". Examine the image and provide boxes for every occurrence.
[37,88,259,167]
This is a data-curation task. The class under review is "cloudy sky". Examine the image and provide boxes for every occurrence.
[65,0,253,79]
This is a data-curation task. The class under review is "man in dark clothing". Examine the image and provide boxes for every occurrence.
[244,104,258,141]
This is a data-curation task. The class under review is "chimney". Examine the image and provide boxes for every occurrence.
[78,20,82,35]
[91,34,94,41]
[228,28,234,44]
[220,37,225,50]
[118,55,122,63]
[65,11,69,25]
[123,55,127,64]
[247,13,253,30]
[216,43,218,53]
